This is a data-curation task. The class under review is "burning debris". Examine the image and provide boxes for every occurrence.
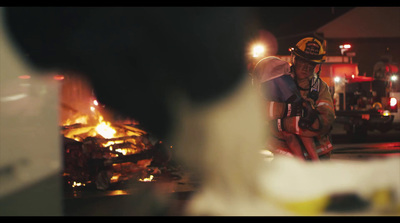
[60,75,172,190]
[61,109,169,190]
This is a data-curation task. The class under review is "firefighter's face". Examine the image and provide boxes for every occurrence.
[294,57,317,80]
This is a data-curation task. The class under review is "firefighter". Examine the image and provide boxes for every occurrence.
[266,37,335,159]
[253,56,320,160]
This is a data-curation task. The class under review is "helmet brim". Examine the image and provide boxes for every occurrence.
[293,50,325,64]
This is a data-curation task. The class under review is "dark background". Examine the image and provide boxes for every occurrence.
[250,7,354,54]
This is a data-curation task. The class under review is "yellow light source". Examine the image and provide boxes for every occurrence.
[252,44,265,58]
[382,110,391,116]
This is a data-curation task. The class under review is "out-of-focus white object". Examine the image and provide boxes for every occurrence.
[0,7,62,214]
[170,67,400,215]
[260,156,400,215]
[252,56,291,83]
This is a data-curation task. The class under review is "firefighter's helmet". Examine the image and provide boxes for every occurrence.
[292,37,326,64]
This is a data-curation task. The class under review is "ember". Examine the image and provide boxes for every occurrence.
[139,175,154,182]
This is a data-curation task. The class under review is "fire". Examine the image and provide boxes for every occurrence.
[114,148,127,155]
[61,97,157,188]
[64,114,89,126]
[62,112,145,159]
[62,106,120,142]
[71,181,86,188]
[139,175,154,182]
[95,116,116,139]
[60,75,162,190]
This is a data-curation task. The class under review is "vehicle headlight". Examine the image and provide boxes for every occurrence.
[382,110,391,116]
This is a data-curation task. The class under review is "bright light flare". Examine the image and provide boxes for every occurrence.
[334,76,341,83]
[252,44,265,58]
[391,75,398,81]
[390,97,397,107]
[339,44,351,49]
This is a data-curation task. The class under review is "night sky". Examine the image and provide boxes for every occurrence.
[248,7,355,54]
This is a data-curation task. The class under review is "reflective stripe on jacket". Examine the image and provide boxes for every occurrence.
[267,74,335,156]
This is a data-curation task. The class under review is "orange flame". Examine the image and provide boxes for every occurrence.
[95,116,116,139]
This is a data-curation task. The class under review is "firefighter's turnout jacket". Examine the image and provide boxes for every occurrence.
[266,73,335,157]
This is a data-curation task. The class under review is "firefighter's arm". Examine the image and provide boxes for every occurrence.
[264,100,303,120]
[277,84,335,137]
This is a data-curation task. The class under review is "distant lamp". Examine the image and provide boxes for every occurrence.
[252,44,265,58]
[390,75,398,81]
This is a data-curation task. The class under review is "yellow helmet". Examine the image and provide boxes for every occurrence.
[292,37,326,64]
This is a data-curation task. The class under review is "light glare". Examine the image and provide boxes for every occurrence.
[252,44,265,58]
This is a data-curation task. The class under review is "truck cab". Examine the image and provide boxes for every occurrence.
[321,57,399,137]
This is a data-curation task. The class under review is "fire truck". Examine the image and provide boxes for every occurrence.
[322,57,399,138]
[275,54,399,138]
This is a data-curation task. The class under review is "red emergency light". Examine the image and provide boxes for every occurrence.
[339,44,352,55]
[339,44,351,49]
[390,97,398,112]
[342,44,351,49]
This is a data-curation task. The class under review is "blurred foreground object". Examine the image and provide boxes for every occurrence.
[172,76,400,215]
[0,8,62,215]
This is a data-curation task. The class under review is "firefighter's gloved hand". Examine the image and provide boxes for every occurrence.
[283,100,303,117]
[298,100,319,129]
